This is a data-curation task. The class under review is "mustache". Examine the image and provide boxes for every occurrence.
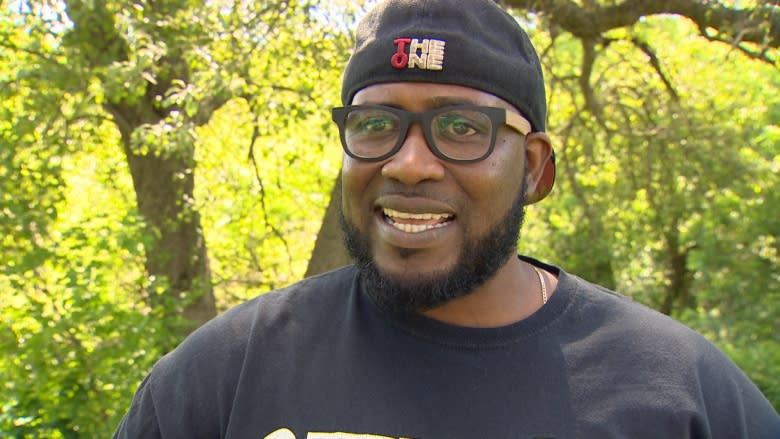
[374,181,452,202]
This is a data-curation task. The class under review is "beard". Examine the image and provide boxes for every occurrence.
[340,176,528,315]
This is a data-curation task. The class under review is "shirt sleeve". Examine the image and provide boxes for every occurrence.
[112,374,163,439]
[698,343,780,438]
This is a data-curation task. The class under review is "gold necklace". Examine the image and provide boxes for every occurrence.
[531,265,548,305]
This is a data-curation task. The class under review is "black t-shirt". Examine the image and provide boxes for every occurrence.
[114,259,780,439]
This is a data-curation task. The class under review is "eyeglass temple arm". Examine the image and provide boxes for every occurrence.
[505,111,532,135]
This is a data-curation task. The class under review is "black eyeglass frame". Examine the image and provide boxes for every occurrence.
[331,104,532,164]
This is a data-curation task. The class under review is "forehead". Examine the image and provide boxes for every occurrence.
[352,82,516,111]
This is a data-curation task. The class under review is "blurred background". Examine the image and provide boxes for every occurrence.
[1,0,778,436]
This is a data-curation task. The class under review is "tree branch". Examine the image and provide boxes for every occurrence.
[0,40,67,69]
[626,37,679,101]
[504,0,780,52]
[247,119,293,271]
[579,38,602,117]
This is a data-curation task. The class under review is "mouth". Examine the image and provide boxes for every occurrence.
[382,207,455,233]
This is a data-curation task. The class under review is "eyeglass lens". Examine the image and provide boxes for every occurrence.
[343,107,495,161]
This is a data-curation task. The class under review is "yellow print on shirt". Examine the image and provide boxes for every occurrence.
[264,428,414,439]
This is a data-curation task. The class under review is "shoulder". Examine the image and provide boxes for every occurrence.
[552,268,742,382]
[160,265,359,371]
[114,266,360,437]
[146,267,359,411]
[562,271,709,348]
[558,270,779,435]
[563,272,740,377]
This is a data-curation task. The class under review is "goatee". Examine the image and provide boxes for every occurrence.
[340,178,528,315]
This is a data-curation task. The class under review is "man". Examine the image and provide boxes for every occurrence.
[114,0,780,438]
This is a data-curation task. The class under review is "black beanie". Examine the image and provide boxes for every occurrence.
[341,0,547,132]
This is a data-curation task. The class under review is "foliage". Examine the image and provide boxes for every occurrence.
[520,15,780,406]
[1,0,351,436]
[0,105,172,434]
[0,0,777,437]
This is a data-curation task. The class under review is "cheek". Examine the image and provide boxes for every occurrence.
[340,160,358,206]
[340,159,378,218]
[496,138,528,190]
[464,141,526,210]
[484,140,526,186]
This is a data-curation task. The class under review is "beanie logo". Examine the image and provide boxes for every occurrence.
[391,38,446,71]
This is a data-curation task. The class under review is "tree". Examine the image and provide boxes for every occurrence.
[307,0,780,276]
[1,0,777,435]
[304,0,780,406]
[4,0,354,336]
[1,0,352,435]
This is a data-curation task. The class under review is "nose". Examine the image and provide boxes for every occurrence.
[380,123,445,185]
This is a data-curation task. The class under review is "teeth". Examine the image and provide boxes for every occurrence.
[389,222,449,233]
[383,208,451,221]
[382,208,453,233]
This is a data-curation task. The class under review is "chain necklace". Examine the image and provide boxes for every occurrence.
[531,265,548,305]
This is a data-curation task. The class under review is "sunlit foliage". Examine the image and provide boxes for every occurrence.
[1,0,777,436]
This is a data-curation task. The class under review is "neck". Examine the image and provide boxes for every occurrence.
[421,256,555,327]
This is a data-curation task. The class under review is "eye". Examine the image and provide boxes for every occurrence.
[434,111,490,141]
[362,117,392,132]
[347,111,397,135]
[439,117,476,136]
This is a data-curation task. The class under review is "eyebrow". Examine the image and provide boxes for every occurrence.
[425,96,478,107]
[358,96,480,108]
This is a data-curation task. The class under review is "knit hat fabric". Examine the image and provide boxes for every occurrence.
[340,0,555,202]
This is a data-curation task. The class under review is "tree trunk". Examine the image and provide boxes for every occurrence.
[660,229,695,316]
[305,172,351,277]
[122,140,217,335]
[64,0,218,342]
[107,100,218,340]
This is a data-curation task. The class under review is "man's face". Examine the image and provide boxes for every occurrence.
[340,82,531,313]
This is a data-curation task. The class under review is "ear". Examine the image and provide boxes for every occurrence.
[524,132,555,204]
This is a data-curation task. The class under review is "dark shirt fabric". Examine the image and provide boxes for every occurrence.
[114,258,780,439]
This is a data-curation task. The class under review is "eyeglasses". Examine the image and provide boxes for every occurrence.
[331,104,531,163]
